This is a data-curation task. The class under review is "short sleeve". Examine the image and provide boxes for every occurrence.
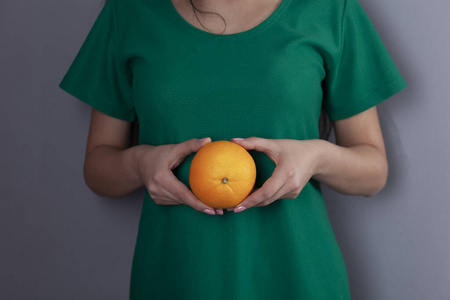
[321,0,407,121]
[58,0,136,122]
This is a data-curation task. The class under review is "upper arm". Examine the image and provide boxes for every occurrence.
[332,106,386,160]
[85,108,133,156]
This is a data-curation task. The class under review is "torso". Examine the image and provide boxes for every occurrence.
[124,0,352,297]
[170,0,283,35]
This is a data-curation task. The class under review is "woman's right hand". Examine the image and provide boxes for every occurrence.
[134,137,223,215]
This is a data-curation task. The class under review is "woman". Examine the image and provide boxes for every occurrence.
[59,0,407,299]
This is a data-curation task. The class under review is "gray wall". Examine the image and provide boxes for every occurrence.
[1,0,448,299]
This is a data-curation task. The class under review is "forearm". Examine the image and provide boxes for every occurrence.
[83,145,148,198]
[312,140,388,197]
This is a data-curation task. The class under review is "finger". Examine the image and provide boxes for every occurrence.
[151,196,181,205]
[147,183,180,204]
[171,137,211,168]
[231,137,278,161]
[253,183,289,207]
[151,170,218,214]
[147,174,186,204]
[225,188,256,210]
[164,173,218,215]
[254,200,272,207]
[259,178,288,206]
[155,190,219,215]
[254,173,310,207]
[233,168,287,213]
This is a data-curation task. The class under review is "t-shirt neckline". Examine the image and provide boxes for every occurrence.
[165,0,291,40]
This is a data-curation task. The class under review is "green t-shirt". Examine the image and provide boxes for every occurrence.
[59,0,407,299]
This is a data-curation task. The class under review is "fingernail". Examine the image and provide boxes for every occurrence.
[232,138,244,141]
[199,137,209,142]
[215,209,223,215]
[234,206,246,213]
[203,209,215,215]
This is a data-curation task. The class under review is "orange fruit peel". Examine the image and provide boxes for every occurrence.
[189,140,257,209]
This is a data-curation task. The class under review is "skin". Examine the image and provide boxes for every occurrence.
[227,106,388,212]
[83,0,389,215]
[171,0,283,35]
[84,106,388,215]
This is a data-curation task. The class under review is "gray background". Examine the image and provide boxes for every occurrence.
[1,0,449,299]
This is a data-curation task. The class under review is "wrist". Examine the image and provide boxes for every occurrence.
[122,144,152,184]
[310,139,334,177]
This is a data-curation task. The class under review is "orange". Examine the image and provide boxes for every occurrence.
[189,140,257,209]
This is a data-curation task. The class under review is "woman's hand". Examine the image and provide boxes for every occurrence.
[134,137,223,215]
[228,137,325,213]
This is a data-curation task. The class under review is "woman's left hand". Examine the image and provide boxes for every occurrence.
[228,137,325,213]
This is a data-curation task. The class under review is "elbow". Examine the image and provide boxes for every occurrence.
[83,171,107,197]
[83,153,103,196]
[363,159,389,198]
[83,176,126,198]
[83,162,124,198]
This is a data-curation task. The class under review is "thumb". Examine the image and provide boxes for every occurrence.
[173,137,211,166]
[231,137,275,156]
